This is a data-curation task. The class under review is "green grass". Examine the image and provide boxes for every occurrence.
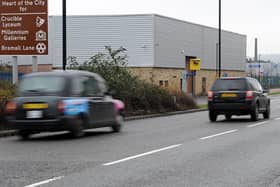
[198,104,208,109]
[269,92,280,95]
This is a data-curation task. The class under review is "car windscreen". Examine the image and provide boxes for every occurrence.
[211,79,248,91]
[18,76,66,95]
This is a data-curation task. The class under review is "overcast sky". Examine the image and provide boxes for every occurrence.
[49,0,280,57]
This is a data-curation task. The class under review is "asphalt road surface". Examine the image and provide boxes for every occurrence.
[1,96,280,187]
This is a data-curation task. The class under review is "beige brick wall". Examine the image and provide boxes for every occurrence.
[128,67,184,92]
[128,67,154,84]
[128,67,246,96]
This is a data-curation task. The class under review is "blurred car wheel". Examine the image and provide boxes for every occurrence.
[70,118,85,138]
[18,130,31,140]
[225,114,231,120]
[251,105,259,121]
[263,104,270,119]
[209,111,217,122]
[112,114,123,133]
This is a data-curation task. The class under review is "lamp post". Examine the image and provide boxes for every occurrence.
[63,0,67,70]
[218,0,221,77]
[258,54,261,81]
[216,43,219,78]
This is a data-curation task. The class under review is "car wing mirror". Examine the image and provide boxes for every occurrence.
[263,90,269,94]
[106,90,116,96]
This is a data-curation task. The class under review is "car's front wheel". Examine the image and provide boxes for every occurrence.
[112,114,124,132]
[209,111,217,122]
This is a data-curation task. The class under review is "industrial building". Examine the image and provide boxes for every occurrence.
[0,14,247,95]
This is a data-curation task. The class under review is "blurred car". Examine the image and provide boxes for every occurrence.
[5,70,125,139]
[208,77,270,122]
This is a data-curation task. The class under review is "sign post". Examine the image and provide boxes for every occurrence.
[12,56,18,84]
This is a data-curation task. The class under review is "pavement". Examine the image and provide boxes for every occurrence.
[270,88,280,93]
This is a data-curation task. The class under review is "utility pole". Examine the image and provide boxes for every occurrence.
[218,0,221,77]
[259,54,261,81]
[63,0,67,70]
[216,43,219,78]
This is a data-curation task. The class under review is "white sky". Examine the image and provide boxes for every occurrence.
[49,0,280,57]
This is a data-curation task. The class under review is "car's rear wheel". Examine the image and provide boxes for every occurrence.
[112,114,123,133]
[263,103,270,119]
[18,130,31,140]
[251,105,259,121]
[225,114,232,120]
[70,118,85,138]
[209,111,217,122]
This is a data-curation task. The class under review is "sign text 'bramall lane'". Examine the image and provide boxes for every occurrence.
[0,0,48,55]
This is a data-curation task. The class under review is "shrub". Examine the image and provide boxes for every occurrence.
[0,63,11,72]
[170,91,197,110]
[0,80,16,130]
[69,46,197,115]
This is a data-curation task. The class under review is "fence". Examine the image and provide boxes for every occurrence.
[0,72,24,82]
[250,75,280,89]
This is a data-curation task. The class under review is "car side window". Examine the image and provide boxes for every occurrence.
[248,81,254,91]
[83,76,103,97]
[71,76,88,96]
[248,79,257,91]
[255,80,263,92]
[251,79,262,92]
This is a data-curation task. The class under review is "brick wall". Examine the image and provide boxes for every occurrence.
[128,67,184,92]
[18,64,52,74]
[128,67,246,96]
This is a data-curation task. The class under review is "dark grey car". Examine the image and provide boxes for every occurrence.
[5,70,125,139]
[208,77,270,122]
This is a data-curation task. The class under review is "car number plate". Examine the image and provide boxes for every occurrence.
[23,103,48,109]
[26,111,43,119]
[221,93,237,98]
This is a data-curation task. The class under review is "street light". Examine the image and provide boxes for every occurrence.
[259,54,261,81]
[218,0,221,77]
[63,0,67,70]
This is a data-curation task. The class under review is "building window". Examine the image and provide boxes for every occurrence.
[164,80,168,87]
[159,80,163,86]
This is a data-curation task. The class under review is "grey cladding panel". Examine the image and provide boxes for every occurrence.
[155,15,246,71]
[50,15,154,67]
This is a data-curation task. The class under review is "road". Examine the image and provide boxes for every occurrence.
[1,96,280,187]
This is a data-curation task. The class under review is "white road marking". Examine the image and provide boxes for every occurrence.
[24,176,64,187]
[200,130,238,140]
[247,121,268,128]
[274,118,280,121]
[103,144,182,166]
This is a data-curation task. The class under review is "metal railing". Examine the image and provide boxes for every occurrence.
[0,72,24,82]
[250,75,280,89]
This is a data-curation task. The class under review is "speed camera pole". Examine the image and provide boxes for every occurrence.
[63,0,67,70]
